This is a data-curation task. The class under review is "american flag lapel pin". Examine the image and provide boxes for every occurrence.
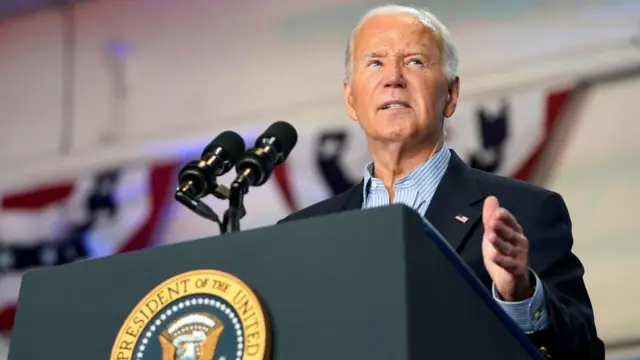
[455,214,469,223]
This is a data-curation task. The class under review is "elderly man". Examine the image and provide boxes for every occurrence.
[279,4,604,359]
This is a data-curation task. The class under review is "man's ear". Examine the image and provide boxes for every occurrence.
[443,76,460,118]
[343,80,358,121]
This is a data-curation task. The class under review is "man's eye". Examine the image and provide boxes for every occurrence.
[408,59,423,65]
[367,60,382,67]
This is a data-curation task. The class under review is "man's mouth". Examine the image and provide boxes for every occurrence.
[380,101,410,110]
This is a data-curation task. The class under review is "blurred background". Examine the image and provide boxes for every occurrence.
[0,0,639,358]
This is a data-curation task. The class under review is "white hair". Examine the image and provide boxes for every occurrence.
[344,5,459,83]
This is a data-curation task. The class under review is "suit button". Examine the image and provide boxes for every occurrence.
[539,346,551,359]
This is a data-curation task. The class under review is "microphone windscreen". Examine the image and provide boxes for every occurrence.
[202,131,246,162]
[260,121,298,160]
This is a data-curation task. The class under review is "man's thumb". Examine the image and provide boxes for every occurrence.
[482,196,499,225]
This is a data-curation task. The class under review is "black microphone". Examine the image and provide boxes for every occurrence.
[177,130,246,199]
[232,121,298,190]
[224,121,297,233]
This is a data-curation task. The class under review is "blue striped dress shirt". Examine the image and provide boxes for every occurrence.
[362,143,548,334]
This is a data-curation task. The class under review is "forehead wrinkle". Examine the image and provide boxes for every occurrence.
[364,51,386,59]
[350,13,447,73]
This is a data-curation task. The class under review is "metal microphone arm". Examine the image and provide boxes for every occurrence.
[211,184,231,200]
[175,185,227,234]
[225,171,251,233]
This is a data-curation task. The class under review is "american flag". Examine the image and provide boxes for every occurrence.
[455,215,469,223]
[0,162,176,331]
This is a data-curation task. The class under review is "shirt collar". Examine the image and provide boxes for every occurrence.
[363,143,451,198]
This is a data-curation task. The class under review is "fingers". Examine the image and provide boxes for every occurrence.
[493,221,525,246]
[486,231,514,255]
[482,196,499,225]
[483,197,522,233]
[483,195,527,252]
[485,233,523,267]
[489,253,521,273]
[482,197,529,280]
[495,208,523,233]
[486,229,526,255]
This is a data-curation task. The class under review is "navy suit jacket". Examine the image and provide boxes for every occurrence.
[278,150,604,359]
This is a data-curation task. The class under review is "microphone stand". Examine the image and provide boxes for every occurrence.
[175,182,227,234]
[225,171,250,233]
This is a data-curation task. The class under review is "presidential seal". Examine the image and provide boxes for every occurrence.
[111,270,270,360]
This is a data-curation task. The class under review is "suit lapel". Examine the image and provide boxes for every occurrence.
[337,151,485,252]
[426,150,485,252]
[340,180,365,211]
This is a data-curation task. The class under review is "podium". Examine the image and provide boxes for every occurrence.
[8,205,543,360]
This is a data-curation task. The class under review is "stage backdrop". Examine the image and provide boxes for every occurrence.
[0,83,574,332]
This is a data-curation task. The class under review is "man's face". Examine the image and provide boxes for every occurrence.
[344,14,459,145]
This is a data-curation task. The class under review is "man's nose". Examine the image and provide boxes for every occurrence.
[383,64,406,88]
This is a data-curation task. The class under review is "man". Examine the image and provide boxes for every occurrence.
[278,4,604,359]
